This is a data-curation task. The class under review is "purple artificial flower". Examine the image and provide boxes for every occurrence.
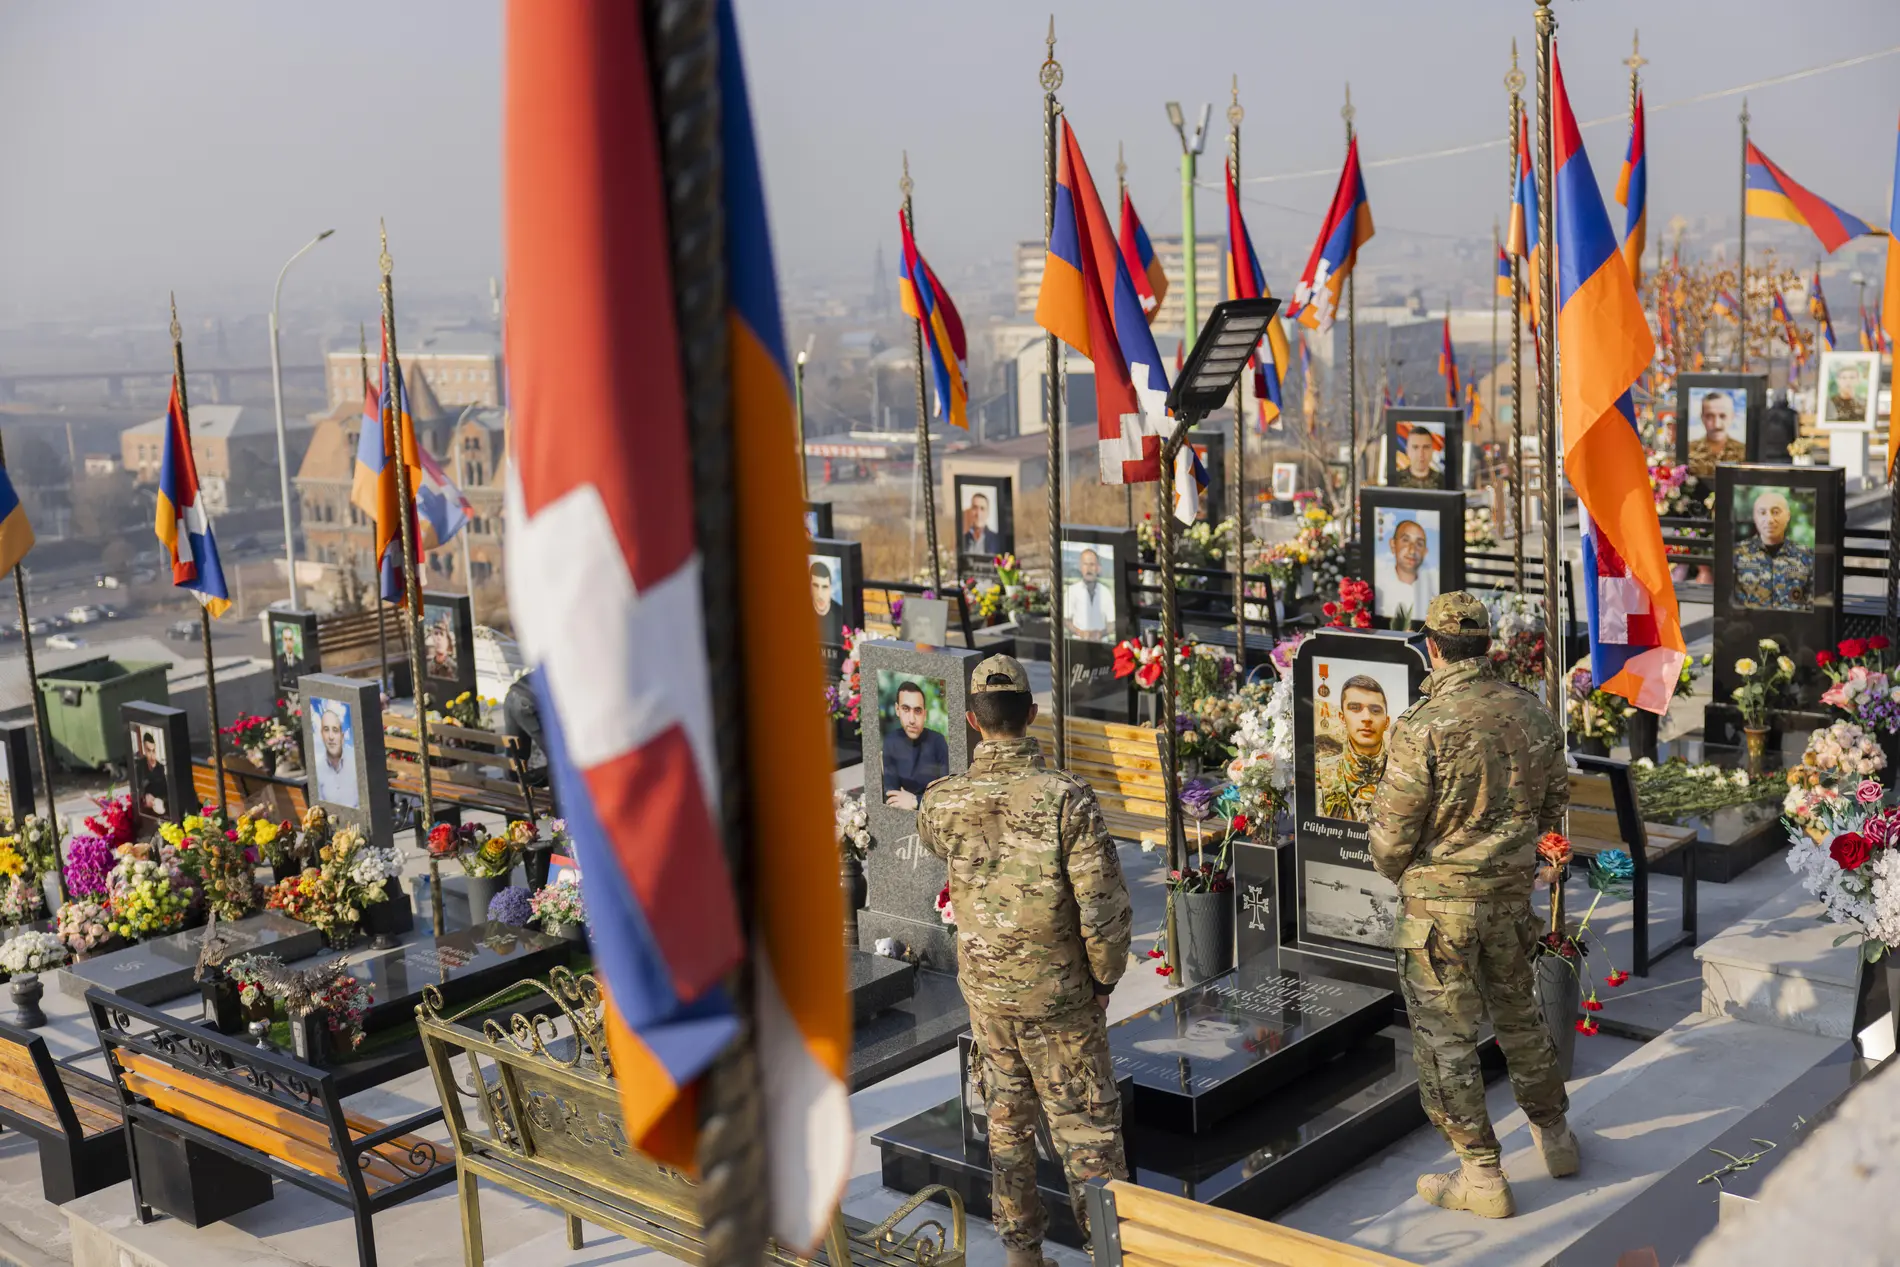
[1180,778,1217,820]
[486,885,534,928]
[64,835,114,899]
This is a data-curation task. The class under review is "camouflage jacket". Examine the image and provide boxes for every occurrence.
[1734,538,1814,611]
[1367,657,1567,900]
[918,737,1132,1019]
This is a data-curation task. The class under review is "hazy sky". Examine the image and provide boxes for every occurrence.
[2,1,1896,326]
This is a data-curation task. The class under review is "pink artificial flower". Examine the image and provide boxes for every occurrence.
[1858,780,1885,805]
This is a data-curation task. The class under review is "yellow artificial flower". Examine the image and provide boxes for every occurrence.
[1776,656,1794,675]
[252,819,279,845]
[183,815,206,833]
[0,843,21,878]
[1734,657,1758,677]
[159,823,184,847]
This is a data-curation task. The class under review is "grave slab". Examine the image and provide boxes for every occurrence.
[346,922,571,1031]
[849,967,968,1091]
[1697,880,1861,1038]
[55,913,324,1006]
[849,950,917,1024]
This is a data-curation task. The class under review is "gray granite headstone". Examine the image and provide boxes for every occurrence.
[858,641,981,971]
[298,673,395,849]
[57,912,324,1004]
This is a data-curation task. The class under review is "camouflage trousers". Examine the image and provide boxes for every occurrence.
[970,1003,1127,1251]
[1392,897,1569,1168]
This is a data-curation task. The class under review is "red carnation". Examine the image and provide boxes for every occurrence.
[1606,970,1631,987]
[1580,996,1604,1012]
[1354,611,1372,629]
[1575,1017,1599,1036]
[1817,650,1835,667]
[1156,963,1174,978]
[1147,947,1164,959]
[1874,636,1893,652]
[1831,831,1874,871]
[1322,602,1339,617]
[1841,638,1868,659]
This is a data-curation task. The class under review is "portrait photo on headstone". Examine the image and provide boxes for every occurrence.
[1307,655,1410,825]
[875,670,950,812]
[122,702,191,832]
[1061,539,1117,643]
[1271,462,1299,501]
[957,483,1006,557]
[1730,483,1817,612]
[805,500,834,539]
[307,697,361,810]
[1383,408,1462,491]
[1371,506,1441,623]
[810,553,846,645]
[1675,372,1764,475]
[131,723,169,818]
[423,603,461,684]
[1818,350,1880,429]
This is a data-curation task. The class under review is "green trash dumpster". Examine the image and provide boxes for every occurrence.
[36,657,171,771]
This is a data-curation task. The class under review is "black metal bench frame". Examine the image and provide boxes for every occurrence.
[0,1019,128,1203]
[1573,752,1698,976]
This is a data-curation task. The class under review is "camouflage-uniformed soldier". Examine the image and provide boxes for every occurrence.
[1685,434,1745,480]
[1368,592,1579,1219]
[1733,489,1814,610]
[918,654,1133,1266]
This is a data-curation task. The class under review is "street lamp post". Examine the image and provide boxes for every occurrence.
[269,229,335,611]
[1166,100,1212,351]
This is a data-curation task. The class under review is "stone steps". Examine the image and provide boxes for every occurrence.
[1695,879,1861,1039]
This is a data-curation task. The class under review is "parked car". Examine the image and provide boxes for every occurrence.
[65,605,106,624]
[165,620,198,642]
[23,619,47,636]
[95,575,123,589]
[46,634,87,650]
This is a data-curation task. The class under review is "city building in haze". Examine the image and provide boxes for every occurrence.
[120,405,313,513]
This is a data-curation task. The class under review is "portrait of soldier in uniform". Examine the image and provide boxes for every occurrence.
[1389,421,1446,490]
[1373,510,1441,623]
[1686,388,1747,479]
[1316,673,1394,822]
[1824,357,1871,426]
[1732,485,1816,613]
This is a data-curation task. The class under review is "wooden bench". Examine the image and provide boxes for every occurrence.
[0,1020,127,1203]
[1568,754,1698,977]
[89,989,456,1267]
[1025,714,1167,844]
[192,759,309,823]
[382,718,546,822]
[417,971,964,1266]
[1084,1178,1413,1266]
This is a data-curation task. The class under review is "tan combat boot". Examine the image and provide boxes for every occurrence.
[1417,1159,1516,1218]
[1530,1118,1581,1177]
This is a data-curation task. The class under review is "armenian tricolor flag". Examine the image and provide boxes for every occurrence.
[1287,136,1374,334]
[1117,186,1168,322]
[897,206,969,430]
[1711,290,1739,321]
[502,0,849,1251]
[350,337,424,603]
[1746,141,1880,254]
[1811,268,1838,350]
[1886,111,1900,376]
[1614,90,1648,289]
[1438,313,1460,409]
[1037,117,1172,485]
[1496,241,1512,298]
[1507,109,1541,333]
[1224,158,1290,430]
[1772,291,1805,374]
[1551,43,1682,714]
[154,377,230,618]
[0,464,33,582]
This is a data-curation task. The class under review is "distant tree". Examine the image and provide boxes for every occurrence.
[7,434,65,488]
[71,470,138,540]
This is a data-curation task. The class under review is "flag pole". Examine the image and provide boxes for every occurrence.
[361,323,391,697]
[1738,99,1750,371]
[1491,216,1500,466]
[170,297,229,818]
[901,156,944,597]
[1117,143,1135,531]
[1229,76,1249,671]
[0,435,58,838]
[1041,17,1067,771]
[378,225,444,937]
[1343,84,1358,529]
[1508,42,1526,591]
[1534,2,1562,724]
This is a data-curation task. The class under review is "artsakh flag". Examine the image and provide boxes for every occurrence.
[350,331,424,603]
[1287,136,1374,334]
[1811,268,1838,350]
[1224,158,1291,430]
[1496,241,1512,298]
[1886,112,1900,401]
[1614,89,1648,290]
[1438,313,1460,408]
[1037,117,1172,486]
[1746,140,1880,254]
[503,0,849,1251]
[1117,186,1168,322]
[154,376,230,618]
[897,206,969,430]
[1552,42,1683,714]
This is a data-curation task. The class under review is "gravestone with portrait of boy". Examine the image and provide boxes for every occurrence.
[120,702,192,832]
[952,474,1013,584]
[0,721,35,832]
[857,640,981,970]
[1708,463,1844,748]
[1382,407,1463,491]
[1676,373,1767,476]
[266,609,320,695]
[418,591,477,709]
[1357,488,1466,633]
[810,537,865,763]
[297,674,395,848]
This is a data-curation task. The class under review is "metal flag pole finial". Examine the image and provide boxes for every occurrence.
[1040,15,1062,92]
[169,292,181,344]
[1625,29,1647,76]
[900,150,912,198]
[1228,74,1244,128]
[378,218,392,277]
[1341,81,1355,132]
[1506,39,1526,95]
[1116,141,1126,185]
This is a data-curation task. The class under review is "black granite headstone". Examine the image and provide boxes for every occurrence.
[1233,838,1296,964]
[849,951,917,1024]
[58,913,324,1005]
[346,922,570,1030]
[1108,961,1395,1133]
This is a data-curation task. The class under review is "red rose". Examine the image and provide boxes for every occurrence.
[1841,638,1867,660]
[1831,831,1874,871]
[1232,813,1251,836]
[1817,650,1835,667]
[1322,602,1339,617]
[1874,636,1893,652]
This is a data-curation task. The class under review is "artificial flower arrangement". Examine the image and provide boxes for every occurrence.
[426,690,491,730]
[1783,764,1854,840]
[0,875,43,926]
[834,788,872,862]
[1464,503,1498,550]
[15,815,60,882]
[825,626,864,724]
[55,899,115,956]
[0,930,68,976]
[220,710,298,771]
[1800,721,1887,781]
[225,953,277,1018]
[1484,592,1547,692]
[429,821,518,880]
[1649,462,1709,520]
[1221,673,1295,837]
[105,856,191,941]
[1112,637,1167,689]
[934,884,955,928]
[487,885,534,927]
[1322,577,1373,630]
[1137,513,1235,572]
[163,809,267,922]
[265,823,400,944]
[1255,498,1347,594]
[1528,831,1634,1035]
[63,835,114,900]
[530,872,586,935]
[1785,785,1900,964]
[84,795,136,849]
[1566,660,1631,745]
[1731,638,1795,730]
[1818,635,1900,734]
[310,971,372,1051]
[272,805,333,874]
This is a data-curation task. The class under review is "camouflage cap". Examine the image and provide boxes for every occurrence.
[1423,590,1491,637]
[971,653,1032,695]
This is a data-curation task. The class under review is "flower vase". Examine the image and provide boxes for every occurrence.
[840,854,867,950]
[523,846,554,891]
[1743,726,1771,777]
[10,973,45,1030]
[270,858,303,886]
[1573,736,1609,758]
[1534,951,1582,1080]
[1626,709,1659,764]
[288,1009,331,1066]
[1176,890,1234,987]
[360,878,414,950]
[40,871,65,920]
[200,974,243,1035]
[465,872,510,926]
[1851,952,1900,1062]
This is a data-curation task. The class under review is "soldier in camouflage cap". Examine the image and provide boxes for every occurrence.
[1368,591,1579,1219]
[918,653,1133,1266]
